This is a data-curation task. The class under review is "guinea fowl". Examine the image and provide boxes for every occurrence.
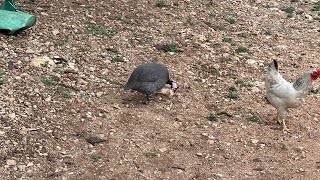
[265,59,320,132]
[124,63,178,100]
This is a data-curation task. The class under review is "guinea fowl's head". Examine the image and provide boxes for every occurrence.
[167,80,179,95]
[310,68,320,80]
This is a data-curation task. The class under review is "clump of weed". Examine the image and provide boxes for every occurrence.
[86,25,117,37]
[106,48,119,54]
[312,1,320,11]
[40,61,50,68]
[144,151,157,158]
[236,46,249,54]
[247,115,259,123]
[280,143,288,151]
[155,0,169,8]
[41,76,59,86]
[222,37,232,43]
[91,154,101,162]
[228,85,237,92]
[224,93,239,100]
[186,17,194,26]
[225,18,236,24]
[281,6,295,17]
[207,114,218,122]
[111,57,124,63]
[155,43,177,52]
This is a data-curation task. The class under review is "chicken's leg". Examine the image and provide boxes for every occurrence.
[277,109,289,133]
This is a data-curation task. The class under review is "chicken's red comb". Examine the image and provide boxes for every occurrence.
[317,68,320,74]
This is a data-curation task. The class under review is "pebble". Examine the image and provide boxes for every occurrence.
[251,139,259,144]
[8,113,16,119]
[159,147,168,153]
[195,153,203,157]
[6,159,17,166]
[207,140,215,144]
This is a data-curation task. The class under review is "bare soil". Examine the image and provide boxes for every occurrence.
[0,0,320,179]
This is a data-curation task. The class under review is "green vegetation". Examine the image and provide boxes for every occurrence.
[225,18,236,24]
[236,46,249,54]
[144,151,157,158]
[86,25,117,37]
[40,77,59,86]
[228,85,237,92]
[247,115,259,123]
[186,17,194,26]
[312,1,320,11]
[207,114,218,122]
[40,61,50,68]
[155,0,169,8]
[281,6,295,18]
[222,37,232,43]
[156,43,177,52]
[111,57,124,63]
[91,154,101,162]
[224,93,239,100]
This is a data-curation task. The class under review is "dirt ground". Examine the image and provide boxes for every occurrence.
[0,0,320,179]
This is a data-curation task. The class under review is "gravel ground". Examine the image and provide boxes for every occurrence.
[0,0,320,179]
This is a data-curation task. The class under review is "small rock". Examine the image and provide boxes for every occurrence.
[52,29,60,36]
[8,113,16,119]
[30,56,55,68]
[207,140,215,144]
[6,159,17,166]
[159,147,168,153]
[85,137,106,146]
[195,153,203,157]
[96,92,104,97]
[251,87,260,93]
[251,139,259,144]
[86,112,92,118]
[26,48,35,54]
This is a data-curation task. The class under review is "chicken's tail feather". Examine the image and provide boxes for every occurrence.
[268,59,279,73]
[273,59,278,71]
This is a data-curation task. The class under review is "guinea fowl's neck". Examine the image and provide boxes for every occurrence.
[167,80,174,87]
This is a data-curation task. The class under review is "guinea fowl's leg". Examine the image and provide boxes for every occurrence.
[142,94,151,104]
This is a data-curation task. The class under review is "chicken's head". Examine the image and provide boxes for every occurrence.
[311,68,320,80]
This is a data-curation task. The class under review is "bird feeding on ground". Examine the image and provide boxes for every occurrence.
[124,63,178,100]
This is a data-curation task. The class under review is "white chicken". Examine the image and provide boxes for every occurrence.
[265,60,320,132]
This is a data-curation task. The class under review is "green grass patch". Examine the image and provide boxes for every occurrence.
[155,0,169,8]
[41,77,59,86]
[86,25,117,37]
[91,154,101,162]
[155,43,177,52]
[144,151,157,158]
[111,57,124,63]
[225,18,236,24]
[224,93,239,100]
[207,114,218,122]
[235,46,249,54]
[312,1,320,11]
[0,79,4,86]
[222,37,232,43]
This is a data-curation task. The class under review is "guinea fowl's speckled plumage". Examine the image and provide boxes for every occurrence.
[124,63,171,95]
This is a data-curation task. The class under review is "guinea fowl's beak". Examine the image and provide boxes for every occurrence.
[170,81,178,95]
